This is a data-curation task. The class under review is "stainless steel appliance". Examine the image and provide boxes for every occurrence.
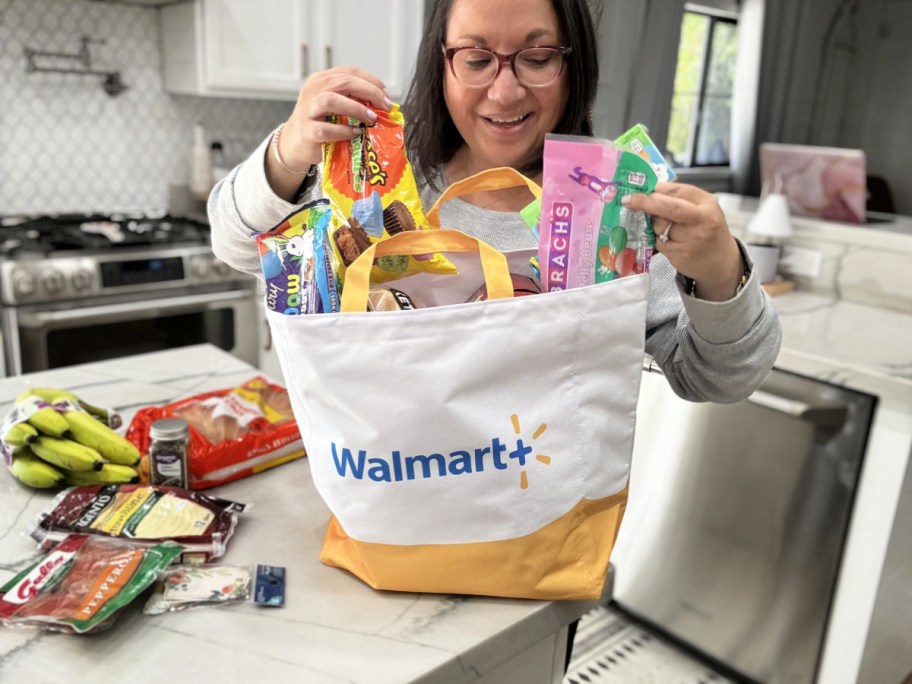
[611,364,877,683]
[0,214,258,375]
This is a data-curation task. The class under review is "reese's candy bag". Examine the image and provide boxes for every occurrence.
[322,103,456,283]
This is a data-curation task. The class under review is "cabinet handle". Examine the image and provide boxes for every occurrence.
[325,45,332,68]
[301,44,309,77]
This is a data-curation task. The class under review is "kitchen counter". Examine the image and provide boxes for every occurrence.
[720,195,912,683]
[0,345,602,684]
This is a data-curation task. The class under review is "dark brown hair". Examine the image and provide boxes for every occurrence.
[402,0,599,187]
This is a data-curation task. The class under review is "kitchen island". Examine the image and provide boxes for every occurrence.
[0,345,602,684]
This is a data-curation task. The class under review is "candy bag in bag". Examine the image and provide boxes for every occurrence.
[257,199,341,315]
[322,103,456,283]
[538,134,658,292]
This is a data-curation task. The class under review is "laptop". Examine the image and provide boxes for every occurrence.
[759,143,867,224]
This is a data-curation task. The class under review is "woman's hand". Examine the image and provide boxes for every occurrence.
[267,67,393,196]
[623,182,744,301]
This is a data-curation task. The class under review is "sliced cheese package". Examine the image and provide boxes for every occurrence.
[30,484,248,562]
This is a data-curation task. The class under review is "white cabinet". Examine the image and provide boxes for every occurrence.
[161,0,423,101]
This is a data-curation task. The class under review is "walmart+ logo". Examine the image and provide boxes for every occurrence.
[330,413,551,490]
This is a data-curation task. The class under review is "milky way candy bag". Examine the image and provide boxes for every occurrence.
[322,103,455,283]
[538,134,658,292]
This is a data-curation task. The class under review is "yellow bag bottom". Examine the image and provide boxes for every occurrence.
[319,489,628,601]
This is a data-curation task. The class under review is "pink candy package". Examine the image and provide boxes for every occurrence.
[537,134,658,292]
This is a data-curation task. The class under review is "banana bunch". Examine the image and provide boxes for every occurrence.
[2,387,141,489]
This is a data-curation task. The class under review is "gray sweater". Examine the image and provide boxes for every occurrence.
[209,133,782,403]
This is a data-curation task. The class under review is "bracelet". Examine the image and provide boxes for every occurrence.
[271,123,311,175]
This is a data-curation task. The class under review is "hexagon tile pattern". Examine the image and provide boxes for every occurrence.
[0,0,294,215]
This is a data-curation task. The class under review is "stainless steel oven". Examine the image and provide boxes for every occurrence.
[0,216,259,375]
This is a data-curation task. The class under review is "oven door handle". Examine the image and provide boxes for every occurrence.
[16,289,254,326]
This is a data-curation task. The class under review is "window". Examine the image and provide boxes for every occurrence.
[666,8,738,168]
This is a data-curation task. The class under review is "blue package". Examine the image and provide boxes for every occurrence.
[254,564,286,607]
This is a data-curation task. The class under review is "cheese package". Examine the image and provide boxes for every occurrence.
[30,484,247,561]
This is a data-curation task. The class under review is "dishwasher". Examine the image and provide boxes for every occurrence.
[606,365,877,683]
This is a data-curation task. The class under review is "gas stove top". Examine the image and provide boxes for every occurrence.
[0,213,211,258]
[0,213,252,306]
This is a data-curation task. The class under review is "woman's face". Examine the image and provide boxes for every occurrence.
[443,0,568,174]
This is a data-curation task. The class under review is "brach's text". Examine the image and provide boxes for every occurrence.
[537,134,658,292]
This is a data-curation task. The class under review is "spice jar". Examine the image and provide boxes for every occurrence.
[149,418,190,488]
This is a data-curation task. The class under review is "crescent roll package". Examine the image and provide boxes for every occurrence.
[127,376,305,489]
[321,103,455,284]
[537,134,659,292]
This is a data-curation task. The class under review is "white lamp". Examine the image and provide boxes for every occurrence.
[745,191,793,284]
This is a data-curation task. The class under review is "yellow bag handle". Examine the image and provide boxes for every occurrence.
[426,167,542,227]
[340,229,513,312]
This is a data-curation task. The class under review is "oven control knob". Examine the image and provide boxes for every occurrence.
[12,270,36,297]
[43,270,66,294]
[191,258,209,280]
[71,269,93,291]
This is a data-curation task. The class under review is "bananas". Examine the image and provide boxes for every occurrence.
[60,409,141,466]
[9,451,66,489]
[3,386,141,489]
[4,421,39,447]
[19,396,71,438]
[31,435,106,472]
[64,463,140,486]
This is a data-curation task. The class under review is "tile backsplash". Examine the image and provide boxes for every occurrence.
[0,0,293,215]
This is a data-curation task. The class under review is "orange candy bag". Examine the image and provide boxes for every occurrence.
[322,103,455,283]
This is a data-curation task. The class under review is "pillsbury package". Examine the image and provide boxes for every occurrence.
[537,134,658,293]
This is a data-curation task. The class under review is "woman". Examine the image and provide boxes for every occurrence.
[209,0,781,402]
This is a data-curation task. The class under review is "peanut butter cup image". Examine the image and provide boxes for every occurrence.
[382,200,417,235]
[333,218,372,266]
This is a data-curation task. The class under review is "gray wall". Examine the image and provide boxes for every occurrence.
[0,0,293,215]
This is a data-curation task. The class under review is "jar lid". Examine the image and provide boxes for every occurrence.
[150,417,189,441]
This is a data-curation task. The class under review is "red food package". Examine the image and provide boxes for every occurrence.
[126,376,305,489]
[0,534,182,634]
[30,484,247,561]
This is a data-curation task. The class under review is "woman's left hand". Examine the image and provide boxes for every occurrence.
[622,182,744,301]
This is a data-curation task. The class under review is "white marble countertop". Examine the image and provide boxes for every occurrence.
[0,345,600,684]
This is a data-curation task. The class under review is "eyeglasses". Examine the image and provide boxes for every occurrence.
[442,45,571,88]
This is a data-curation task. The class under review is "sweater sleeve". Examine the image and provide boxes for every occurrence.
[644,245,782,404]
[208,131,322,278]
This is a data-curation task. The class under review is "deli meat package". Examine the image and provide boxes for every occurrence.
[127,376,305,489]
[0,534,182,634]
[30,484,247,561]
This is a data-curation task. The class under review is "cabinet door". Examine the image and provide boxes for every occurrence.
[320,0,423,100]
[202,0,312,95]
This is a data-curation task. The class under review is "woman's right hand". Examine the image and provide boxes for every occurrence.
[274,66,393,174]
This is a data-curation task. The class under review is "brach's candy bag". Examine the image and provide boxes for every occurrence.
[0,534,182,634]
[615,123,677,183]
[30,484,247,561]
[257,199,340,315]
[538,134,658,292]
[127,376,305,489]
[322,103,455,282]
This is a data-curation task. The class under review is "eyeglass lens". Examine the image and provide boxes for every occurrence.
[450,48,564,87]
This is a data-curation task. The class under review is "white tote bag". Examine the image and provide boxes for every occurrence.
[266,170,649,600]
